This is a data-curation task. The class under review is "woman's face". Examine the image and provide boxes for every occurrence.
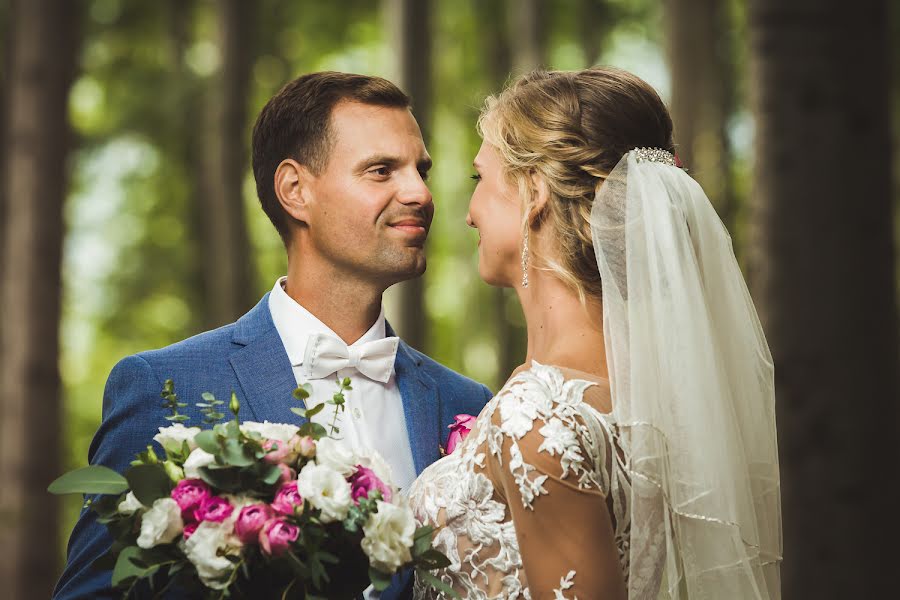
[467,141,525,287]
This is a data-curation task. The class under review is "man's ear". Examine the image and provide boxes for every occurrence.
[274,158,315,225]
[526,169,550,227]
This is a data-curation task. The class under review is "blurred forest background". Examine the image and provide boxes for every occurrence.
[0,0,898,598]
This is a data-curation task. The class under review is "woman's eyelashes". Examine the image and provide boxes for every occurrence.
[470,173,482,183]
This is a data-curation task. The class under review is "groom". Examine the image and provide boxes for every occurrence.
[54,71,492,599]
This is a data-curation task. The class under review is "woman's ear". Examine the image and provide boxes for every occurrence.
[526,170,550,227]
[274,158,314,225]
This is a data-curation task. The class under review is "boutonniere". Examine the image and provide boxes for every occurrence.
[439,414,477,456]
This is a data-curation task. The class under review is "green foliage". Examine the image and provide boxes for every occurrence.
[47,465,129,495]
[125,464,172,506]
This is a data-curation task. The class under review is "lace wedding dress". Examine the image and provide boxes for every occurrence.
[407,361,662,599]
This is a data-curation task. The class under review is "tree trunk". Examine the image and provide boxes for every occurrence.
[199,0,257,328]
[508,0,547,74]
[0,0,81,597]
[384,0,432,351]
[749,0,899,597]
[664,0,737,232]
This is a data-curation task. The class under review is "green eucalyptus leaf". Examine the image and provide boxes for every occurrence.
[48,466,129,495]
[416,569,460,598]
[305,403,325,419]
[413,525,435,557]
[193,429,219,454]
[368,567,393,592]
[111,546,143,587]
[201,392,216,402]
[125,464,172,506]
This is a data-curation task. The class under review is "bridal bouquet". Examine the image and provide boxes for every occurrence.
[50,379,455,599]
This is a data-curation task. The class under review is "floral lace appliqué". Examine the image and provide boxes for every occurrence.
[407,362,630,599]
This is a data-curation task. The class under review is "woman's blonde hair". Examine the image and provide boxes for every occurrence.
[478,67,675,302]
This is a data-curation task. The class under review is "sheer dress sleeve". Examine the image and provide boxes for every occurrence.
[485,375,628,600]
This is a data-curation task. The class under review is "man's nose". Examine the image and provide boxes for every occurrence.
[397,171,433,207]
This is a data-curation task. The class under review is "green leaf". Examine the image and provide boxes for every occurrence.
[417,548,452,569]
[293,383,312,400]
[201,392,216,402]
[194,429,219,454]
[290,407,308,418]
[111,546,143,587]
[413,525,434,557]
[260,464,282,485]
[125,464,172,506]
[416,569,460,598]
[48,466,129,495]
[221,438,254,467]
[368,566,393,592]
[305,403,325,419]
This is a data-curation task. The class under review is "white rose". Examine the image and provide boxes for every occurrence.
[361,500,416,573]
[240,421,299,442]
[183,448,216,479]
[296,463,352,523]
[137,498,183,549]
[153,423,201,453]
[314,437,358,476]
[184,520,241,590]
[117,491,145,516]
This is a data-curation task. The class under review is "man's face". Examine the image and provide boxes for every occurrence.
[301,101,434,286]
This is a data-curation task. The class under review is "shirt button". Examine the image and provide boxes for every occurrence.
[352,407,362,420]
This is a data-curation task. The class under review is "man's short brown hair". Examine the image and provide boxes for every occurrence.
[251,71,410,244]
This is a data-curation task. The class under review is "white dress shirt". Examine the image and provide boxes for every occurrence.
[268,277,417,491]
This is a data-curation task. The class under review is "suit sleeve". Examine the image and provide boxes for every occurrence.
[53,354,164,600]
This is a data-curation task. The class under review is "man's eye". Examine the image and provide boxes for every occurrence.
[370,167,391,177]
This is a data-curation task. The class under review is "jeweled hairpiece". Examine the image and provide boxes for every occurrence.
[632,147,677,166]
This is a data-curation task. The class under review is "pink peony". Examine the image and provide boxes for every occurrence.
[196,495,234,523]
[271,481,304,516]
[348,465,392,504]
[234,503,273,544]
[259,518,300,556]
[183,522,199,539]
[263,438,293,464]
[171,478,211,515]
[446,414,477,454]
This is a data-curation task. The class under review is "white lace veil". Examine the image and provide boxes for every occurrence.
[591,149,782,599]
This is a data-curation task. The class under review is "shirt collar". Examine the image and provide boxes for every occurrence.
[268,276,387,368]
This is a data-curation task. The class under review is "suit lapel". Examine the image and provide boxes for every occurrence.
[229,294,304,426]
[392,337,441,474]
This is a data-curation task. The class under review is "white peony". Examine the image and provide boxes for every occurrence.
[240,421,299,442]
[183,448,216,479]
[153,423,201,453]
[137,498,183,549]
[184,520,242,590]
[117,491,145,516]
[361,500,416,573]
[314,437,358,476]
[296,462,352,523]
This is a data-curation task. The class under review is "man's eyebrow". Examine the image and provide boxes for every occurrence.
[354,154,402,171]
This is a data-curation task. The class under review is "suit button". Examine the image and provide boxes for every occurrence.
[352,407,362,420]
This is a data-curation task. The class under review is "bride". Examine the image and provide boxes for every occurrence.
[407,67,782,599]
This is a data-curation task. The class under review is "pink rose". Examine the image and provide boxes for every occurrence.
[348,465,392,504]
[263,438,294,464]
[196,495,234,523]
[234,503,273,544]
[183,522,199,539]
[277,463,296,484]
[171,478,211,519]
[271,481,304,516]
[259,518,300,556]
[446,414,477,454]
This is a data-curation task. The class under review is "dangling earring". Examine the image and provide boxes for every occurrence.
[521,228,530,288]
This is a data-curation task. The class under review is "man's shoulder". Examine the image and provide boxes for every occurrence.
[402,344,491,397]
[135,321,240,365]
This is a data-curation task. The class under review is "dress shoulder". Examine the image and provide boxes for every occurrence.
[485,362,621,510]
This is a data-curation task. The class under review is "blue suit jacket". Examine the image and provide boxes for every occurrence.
[53,293,492,599]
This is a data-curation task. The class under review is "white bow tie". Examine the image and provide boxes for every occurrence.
[302,333,399,383]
